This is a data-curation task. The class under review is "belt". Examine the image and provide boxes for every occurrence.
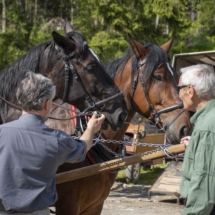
[0,210,29,214]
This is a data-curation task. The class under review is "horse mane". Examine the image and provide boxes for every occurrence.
[0,41,52,111]
[106,42,169,85]
[0,31,86,112]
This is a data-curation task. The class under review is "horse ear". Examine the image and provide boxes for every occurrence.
[64,22,75,34]
[128,34,148,59]
[160,38,173,54]
[52,31,74,49]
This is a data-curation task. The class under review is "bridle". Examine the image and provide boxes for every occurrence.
[0,41,124,119]
[62,41,124,113]
[131,57,184,132]
[62,43,97,107]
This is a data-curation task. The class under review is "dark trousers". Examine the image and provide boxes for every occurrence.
[210,206,215,215]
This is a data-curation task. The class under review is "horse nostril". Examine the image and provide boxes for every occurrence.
[180,126,189,138]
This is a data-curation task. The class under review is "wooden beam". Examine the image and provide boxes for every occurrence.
[56,144,185,184]
[204,54,215,63]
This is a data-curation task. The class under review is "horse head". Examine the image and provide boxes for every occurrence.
[43,22,127,131]
[112,36,192,144]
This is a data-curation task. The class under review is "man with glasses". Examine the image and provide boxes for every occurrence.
[179,64,215,215]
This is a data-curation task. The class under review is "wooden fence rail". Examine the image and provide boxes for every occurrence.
[56,144,185,184]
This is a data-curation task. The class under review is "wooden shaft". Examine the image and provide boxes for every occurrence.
[56,144,185,184]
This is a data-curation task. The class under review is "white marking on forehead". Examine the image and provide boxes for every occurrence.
[166,62,174,76]
[83,41,87,47]
[89,48,101,63]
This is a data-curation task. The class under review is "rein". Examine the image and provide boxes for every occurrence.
[132,57,184,132]
[0,96,22,111]
[0,92,124,121]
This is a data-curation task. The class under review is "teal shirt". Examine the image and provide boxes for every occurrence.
[180,99,215,215]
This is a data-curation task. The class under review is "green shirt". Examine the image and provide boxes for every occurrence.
[180,99,215,215]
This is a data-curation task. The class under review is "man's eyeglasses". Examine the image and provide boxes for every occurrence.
[177,85,189,91]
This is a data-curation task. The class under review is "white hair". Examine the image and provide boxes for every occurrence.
[180,64,215,99]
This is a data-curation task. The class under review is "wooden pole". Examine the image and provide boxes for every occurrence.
[56,144,185,184]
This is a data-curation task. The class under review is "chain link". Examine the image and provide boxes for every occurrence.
[71,135,176,159]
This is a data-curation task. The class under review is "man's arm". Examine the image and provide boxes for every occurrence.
[182,131,215,215]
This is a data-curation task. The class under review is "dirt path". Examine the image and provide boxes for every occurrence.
[101,182,184,215]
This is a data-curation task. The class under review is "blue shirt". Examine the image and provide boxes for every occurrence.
[0,114,87,212]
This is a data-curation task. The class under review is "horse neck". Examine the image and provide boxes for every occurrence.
[39,46,65,99]
[101,111,136,151]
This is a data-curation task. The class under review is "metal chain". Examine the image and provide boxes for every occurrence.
[71,135,175,159]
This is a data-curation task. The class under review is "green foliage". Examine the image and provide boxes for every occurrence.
[89,31,128,62]
[116,164,167,185]
[0,0,214,70]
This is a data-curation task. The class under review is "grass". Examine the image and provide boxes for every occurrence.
[116,162,168,185]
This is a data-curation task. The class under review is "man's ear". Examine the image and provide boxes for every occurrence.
[188,86,195,99]
[44,98,51,111]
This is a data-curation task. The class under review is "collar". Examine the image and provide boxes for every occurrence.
[190,99,215,126]
[19,113,44,122]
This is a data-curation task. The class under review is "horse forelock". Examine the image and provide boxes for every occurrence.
[140,43,169,90]
[0,41,51,112]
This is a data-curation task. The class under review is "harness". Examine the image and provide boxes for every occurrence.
[62,47,96,108]
[131,58,184,132]
[0,41,124,119]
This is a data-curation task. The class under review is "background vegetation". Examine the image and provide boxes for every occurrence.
[0,0,215,70]
[116,165,165,185]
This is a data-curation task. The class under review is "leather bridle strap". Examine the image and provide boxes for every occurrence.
[132,57,185,131]
[62,44,97,109]
[62,51,76,102]
[156,103,183,115]
[0,96,22,111]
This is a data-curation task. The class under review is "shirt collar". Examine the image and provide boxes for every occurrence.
[190,99,215,126]
[19,113,44,122]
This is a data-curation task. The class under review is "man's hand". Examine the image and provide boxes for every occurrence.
[87,111,105,134]
[180,136,191,147]
[80,112,105,151]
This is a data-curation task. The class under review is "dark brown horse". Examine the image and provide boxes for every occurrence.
[0,22,127,131]
[54,36,192,215]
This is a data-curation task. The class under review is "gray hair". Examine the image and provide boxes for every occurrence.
[16,71,56,111]
[180,64,215,99]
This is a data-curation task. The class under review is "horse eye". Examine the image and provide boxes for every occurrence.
[86,65,95,72]
[153,75,162,81]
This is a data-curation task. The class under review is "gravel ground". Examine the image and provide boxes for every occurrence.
[101,182,184,215]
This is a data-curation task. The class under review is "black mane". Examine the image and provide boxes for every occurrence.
[106,42,169,84]
[0,41,52,110]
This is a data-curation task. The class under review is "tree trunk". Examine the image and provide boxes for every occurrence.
[155,14,159,28]
[34,0,37,22]
[70,3,73,24]
[2,0,6,33]
[44,0,48,19]
[30,0,32,22]
[19,0,25,12]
